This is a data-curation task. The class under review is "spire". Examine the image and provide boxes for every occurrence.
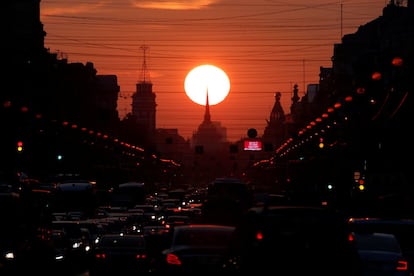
[270,91,285,122]
[139,44,151,83]
[203,89,211,123]
[291,84,300,104]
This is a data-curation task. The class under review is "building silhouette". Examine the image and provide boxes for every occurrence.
[3,0,121,131]
[131,45,157,145]
[254,0,414,213]
[262,92,287,152]
[5,0,413,201]
[2,0,123,179]
[191,91,228,154]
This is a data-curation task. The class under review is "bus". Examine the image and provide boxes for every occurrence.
[110,182,146,208]
[53,181,97,217]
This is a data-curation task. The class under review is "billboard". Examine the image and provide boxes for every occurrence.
[244,139,263,151]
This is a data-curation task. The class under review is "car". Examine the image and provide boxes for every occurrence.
[50,220,92,265]
[224,205,363,275]
[163,215,191,231]
[201,178,254,226]
[17,237,70,275]
[90,233,150,275]
[0,238,21,275]
[351,231,409,276]
[155,224,236,273]
[348,217,414,275]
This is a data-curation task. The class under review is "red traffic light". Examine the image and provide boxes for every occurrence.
[17,141,24,152]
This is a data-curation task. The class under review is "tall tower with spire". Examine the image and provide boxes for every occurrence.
[191,89,227,153]
[262,92,286,150]
[131,45,157,142]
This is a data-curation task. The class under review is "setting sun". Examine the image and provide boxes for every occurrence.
[184,64,230,106]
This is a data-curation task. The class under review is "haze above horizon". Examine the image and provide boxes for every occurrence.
[40,0,388,142]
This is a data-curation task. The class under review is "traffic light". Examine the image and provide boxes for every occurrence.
[357,179,365,191]
[318,137,324,149]
[327,183,334,191]
[16,140,24,152]
[353,171,366,191]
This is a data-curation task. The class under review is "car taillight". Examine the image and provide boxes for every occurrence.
[396,260,408,271]
[136,253,147,259]
[95,253,106,259]
[166,253,182,265]
[256,231,263,241]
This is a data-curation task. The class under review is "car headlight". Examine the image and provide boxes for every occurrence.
[4,251,15,260]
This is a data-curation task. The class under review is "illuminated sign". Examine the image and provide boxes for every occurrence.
[244,139,262,151]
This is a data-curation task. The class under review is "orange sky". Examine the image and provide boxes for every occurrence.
[40,0,387,142]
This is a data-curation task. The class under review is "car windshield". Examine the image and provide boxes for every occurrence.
[353,233,401,253]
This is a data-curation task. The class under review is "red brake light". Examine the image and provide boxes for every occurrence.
[166,253,182,265]
[396,260,408,271]
[256,231,264,240]
[95,253,106,259]
[136,254,147,259]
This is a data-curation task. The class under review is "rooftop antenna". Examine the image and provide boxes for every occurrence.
[139,44,151,83]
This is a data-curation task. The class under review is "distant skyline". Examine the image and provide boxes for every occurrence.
[40,0,388,142]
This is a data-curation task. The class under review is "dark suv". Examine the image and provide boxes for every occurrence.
[224,205,362,275]
[348,217,414,276]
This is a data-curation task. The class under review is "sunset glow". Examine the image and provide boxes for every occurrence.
[184,64,230,106]
[40,0,387,141]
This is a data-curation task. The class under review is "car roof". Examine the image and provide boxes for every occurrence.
[98,234,146,246]
[57,182,93,191]
[100,233,145,238]
[174,224,235,230]
[166,215,190,220]
[348,217,414,225]
[247,205,347,221]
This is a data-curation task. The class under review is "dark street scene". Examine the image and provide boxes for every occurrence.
[1,0,414,275]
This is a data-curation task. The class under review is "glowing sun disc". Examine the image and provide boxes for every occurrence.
[184,64,230,106]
